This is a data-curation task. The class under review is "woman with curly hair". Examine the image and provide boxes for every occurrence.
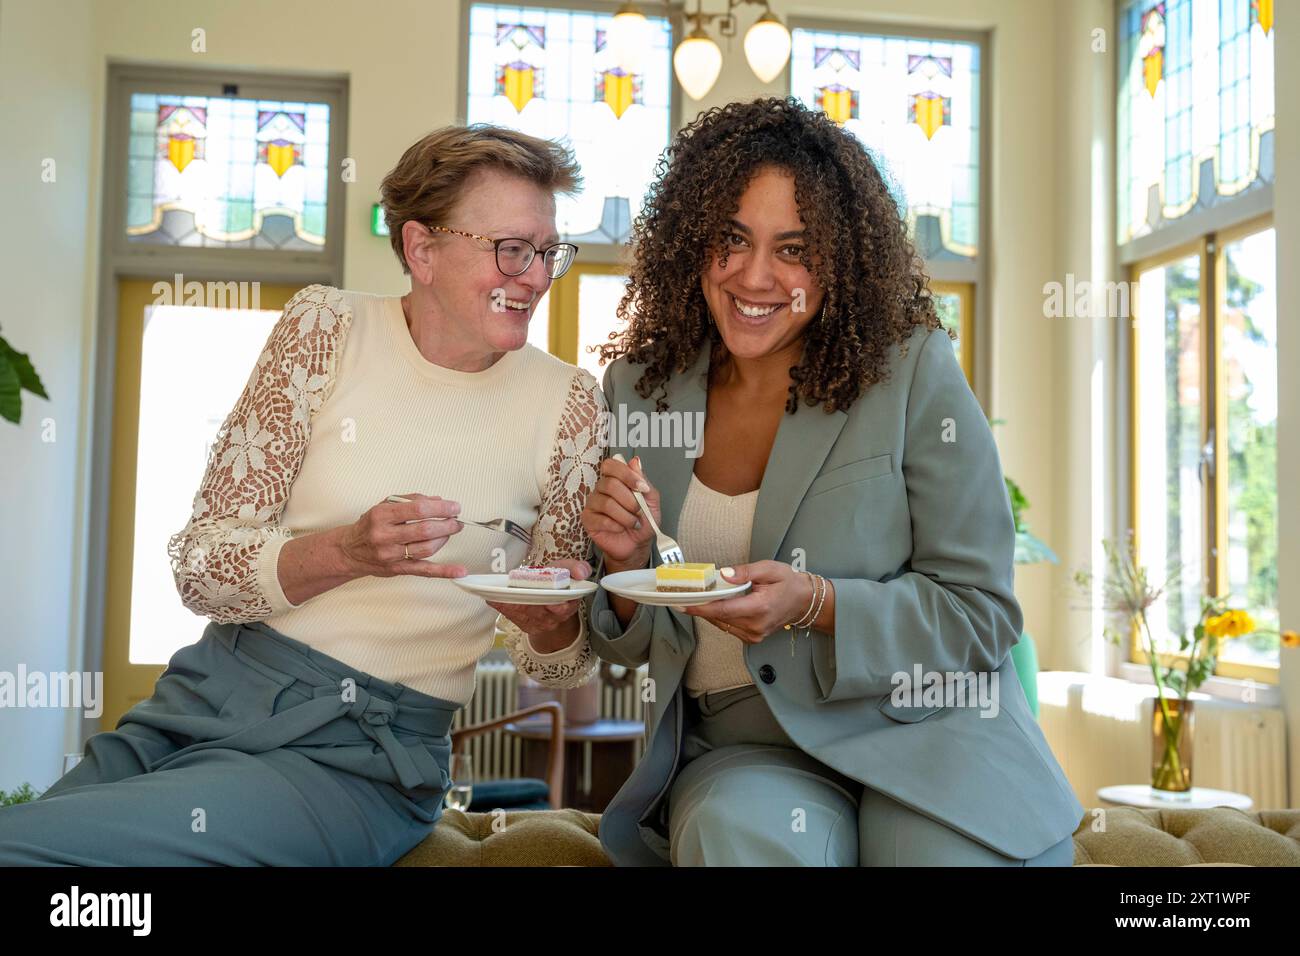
[580,97,1082,867]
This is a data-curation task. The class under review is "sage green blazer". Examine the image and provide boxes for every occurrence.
[587,324,1085,866]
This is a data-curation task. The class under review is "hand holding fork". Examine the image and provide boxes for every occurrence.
[579,453,679,572]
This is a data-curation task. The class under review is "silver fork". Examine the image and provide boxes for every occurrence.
[611,454,683,565]
[385,495,532,546]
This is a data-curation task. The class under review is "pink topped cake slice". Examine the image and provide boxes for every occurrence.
[507,566,571,589]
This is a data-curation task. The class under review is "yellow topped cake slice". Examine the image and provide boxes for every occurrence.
[655,562,718,593]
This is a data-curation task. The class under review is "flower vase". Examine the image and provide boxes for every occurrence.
[1151,696,1194,794]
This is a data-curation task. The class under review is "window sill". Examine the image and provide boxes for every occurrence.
[1116,661,1282,709]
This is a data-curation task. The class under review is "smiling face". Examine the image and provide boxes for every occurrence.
[414,166,559,354]
[700,165,826,362]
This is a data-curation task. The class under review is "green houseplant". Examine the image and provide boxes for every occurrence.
[990,418,1057,717]
[0,783,41,806]
[0,325,49,423]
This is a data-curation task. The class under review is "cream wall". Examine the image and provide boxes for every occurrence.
[0,0,1292,795]
[0,0,97,793]
[1270,3,1298,808]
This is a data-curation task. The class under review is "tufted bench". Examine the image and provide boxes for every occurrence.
[395,806,1300,866]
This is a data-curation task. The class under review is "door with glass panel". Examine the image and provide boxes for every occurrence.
[532,263,630,381]
[102,280,300,729]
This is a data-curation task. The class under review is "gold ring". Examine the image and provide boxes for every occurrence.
[404,545,411,560]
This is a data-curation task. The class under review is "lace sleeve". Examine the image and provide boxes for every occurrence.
[500,370,607,688]
[166,284,352,623]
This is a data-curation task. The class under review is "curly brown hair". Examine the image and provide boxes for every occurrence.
[597,97,949,413]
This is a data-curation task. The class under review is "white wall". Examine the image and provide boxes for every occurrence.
[0,0,97,791]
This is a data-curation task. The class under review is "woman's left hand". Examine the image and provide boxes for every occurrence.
[485,558,592,637]
[683,561,814,644]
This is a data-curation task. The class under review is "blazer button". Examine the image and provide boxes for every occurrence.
[759,664,776,684]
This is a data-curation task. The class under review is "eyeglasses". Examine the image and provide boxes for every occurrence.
[425,224,579,280]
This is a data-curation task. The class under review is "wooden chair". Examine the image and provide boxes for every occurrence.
[449,701,566,810]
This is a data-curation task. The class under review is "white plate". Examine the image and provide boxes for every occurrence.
[599,568,752,607]
[452,574,598,605]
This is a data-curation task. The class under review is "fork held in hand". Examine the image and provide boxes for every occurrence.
[385,495,531,545]
[611,454,684,565]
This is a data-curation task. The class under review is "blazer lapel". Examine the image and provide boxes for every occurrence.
[643,346,710,542]
[749,402,848,563]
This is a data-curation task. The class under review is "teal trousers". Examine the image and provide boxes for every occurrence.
[0,621,456,866]
[667,685,1075,867]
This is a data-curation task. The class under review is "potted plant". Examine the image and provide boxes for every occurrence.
[990,418,1057,717]
[1072,533,1277,792]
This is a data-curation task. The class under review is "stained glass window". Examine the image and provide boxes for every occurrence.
[1117,0,1274,246]
[789,27,981,263]
[465,3,672,244]
[126,93,331,250]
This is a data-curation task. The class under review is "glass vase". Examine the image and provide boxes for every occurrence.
[1151,697,1194,794]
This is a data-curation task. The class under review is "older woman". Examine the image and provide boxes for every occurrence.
[0,125,603,866]
[581,98,1084,867]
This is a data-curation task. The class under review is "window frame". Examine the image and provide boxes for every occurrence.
[103,64,349,282]
[1126,212,1277,684]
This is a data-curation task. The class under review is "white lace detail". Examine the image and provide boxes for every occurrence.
[167,284,352,622]
[499,370,606,687]
[500,613,597,689]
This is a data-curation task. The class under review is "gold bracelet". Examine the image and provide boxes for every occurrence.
[806,573,829,631]
[784,571,818,630]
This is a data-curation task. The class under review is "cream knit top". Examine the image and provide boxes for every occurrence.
[167,285,603,704]
[677,473,760,697]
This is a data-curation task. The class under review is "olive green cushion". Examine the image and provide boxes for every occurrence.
[395,806,1300,866]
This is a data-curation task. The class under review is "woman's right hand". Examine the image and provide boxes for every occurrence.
[581,456,661,571]
[337,493,467,579]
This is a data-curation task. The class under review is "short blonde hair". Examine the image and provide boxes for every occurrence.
[379,124,582,274]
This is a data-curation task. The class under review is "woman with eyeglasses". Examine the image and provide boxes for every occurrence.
[0,125,603,866]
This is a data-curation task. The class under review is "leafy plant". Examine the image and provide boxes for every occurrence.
[989,417,1058,566]
[0,782,41,806]
[0,325,49,423]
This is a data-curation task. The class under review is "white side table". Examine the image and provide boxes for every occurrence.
[1097,784,1254,811]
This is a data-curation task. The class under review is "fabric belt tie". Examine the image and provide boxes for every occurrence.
[150,624,451,792]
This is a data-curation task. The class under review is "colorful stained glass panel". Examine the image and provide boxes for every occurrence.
[125,93,331,250]
[466,3,672,244]
[790,28,980,262]
[1118,0,1274,245]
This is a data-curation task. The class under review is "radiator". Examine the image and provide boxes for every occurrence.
[1038,671,1290,809]
[451,653,649,782]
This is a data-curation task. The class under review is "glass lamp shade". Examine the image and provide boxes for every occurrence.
[744,13,791,84]
[674,28,723,100]
[609,4,650,73]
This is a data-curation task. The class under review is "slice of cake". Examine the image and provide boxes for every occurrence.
[508,566,571,589]
[655,563,718,593]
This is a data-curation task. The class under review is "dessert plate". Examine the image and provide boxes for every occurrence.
[452,574,598,605]
[599,568,751,607]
